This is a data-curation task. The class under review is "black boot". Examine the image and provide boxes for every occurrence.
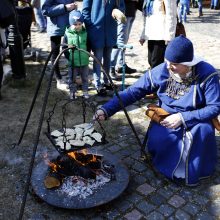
[117,64,137,74]
[110,67,122,80]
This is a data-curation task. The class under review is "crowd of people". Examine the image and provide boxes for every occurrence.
[0,0,220,186]
[0,0,219,99]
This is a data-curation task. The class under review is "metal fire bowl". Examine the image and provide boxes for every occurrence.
[31,150,130,209]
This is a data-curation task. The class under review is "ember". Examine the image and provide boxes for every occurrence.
[44,149,116,197]
[31,150,129,209]
[58,174,111,199]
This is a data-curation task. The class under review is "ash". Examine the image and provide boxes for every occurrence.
[57,174,111,199]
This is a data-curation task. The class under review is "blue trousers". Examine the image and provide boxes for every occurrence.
[34,8,46,29]
[197,1,203,13]
[68,65,89,93]
[93,47,112,89]
[111,16,135,68]
[211,0,219,7]
[179,3,188,22]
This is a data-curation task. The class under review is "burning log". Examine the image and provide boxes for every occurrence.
[45,150,104,182]
[43,149,117,198]
[32,150,129,208]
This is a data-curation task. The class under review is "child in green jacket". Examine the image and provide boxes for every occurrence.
[63,10,89,99]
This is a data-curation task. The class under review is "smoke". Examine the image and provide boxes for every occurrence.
[4,154,23,166]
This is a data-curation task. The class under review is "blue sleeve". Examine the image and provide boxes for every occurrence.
[118,0,125,12]
[42,0,67,17]
[102,70,157,117]
[82,0,92,26]
[181,74,220,128]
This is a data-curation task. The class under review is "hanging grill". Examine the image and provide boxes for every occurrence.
[16,45,150,218]
[32,98,129,209]
[45,98,107,154]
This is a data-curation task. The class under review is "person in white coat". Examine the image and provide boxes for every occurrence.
[139,0,177,68]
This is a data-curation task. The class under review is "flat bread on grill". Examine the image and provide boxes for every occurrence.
[56,141,71,150]
[69,139,85,146]
[91,132,102,142]
[51,130,63,137]
[83,136,95,146]
[84,127,94,136]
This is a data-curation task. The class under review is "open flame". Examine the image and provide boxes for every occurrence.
[67,149,98,166]
[43,151,115,190]
[44,154,61,172]
[44,149,100,174]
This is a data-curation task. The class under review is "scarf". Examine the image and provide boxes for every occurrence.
[143,0,154,16]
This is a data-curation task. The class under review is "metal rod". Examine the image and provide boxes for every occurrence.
[18,47,71,219]
[12,49,53,147]
[71,47,149,163]
[18,45,153,218]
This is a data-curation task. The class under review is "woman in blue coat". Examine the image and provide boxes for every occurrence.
[42,0,77,90]
[95,35,220,186]
[82,0,125,95]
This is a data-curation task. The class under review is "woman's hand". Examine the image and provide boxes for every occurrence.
[93,109,106,121]
[160,113,182,129]
[65,2,77,11]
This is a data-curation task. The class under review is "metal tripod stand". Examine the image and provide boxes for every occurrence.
[13,44,153,219]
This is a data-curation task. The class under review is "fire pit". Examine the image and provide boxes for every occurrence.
[31,149,129,209]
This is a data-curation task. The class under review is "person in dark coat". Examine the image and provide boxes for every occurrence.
[0,0,15,99]
[42,0,77,91]
[82,0,125,95]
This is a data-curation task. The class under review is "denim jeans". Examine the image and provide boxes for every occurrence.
[68,65,89,93]
[211,0,219,7]
[179,3,188,23]
[197,0,203,13]
[93,47,112,89]
[111,17,135,68]
[34,8,46,29]
[124,17,135,44]
[111,22,126,68]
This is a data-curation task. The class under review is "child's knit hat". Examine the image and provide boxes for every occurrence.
[69,10,84,25]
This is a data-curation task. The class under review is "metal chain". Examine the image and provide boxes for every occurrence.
[87,100,107,142]
[82,97,87,123]
[46,99,61,134]
[18,44,154,219]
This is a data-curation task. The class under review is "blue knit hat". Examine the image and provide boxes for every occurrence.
[165,35,194,63]
[69,10,84,25]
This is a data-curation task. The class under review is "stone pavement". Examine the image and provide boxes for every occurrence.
[2,4,220,220]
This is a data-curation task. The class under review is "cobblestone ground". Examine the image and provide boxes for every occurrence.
[1,4,220,220]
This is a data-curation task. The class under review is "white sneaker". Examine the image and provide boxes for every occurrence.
[56,79,69,92]
[83,91,89,99]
